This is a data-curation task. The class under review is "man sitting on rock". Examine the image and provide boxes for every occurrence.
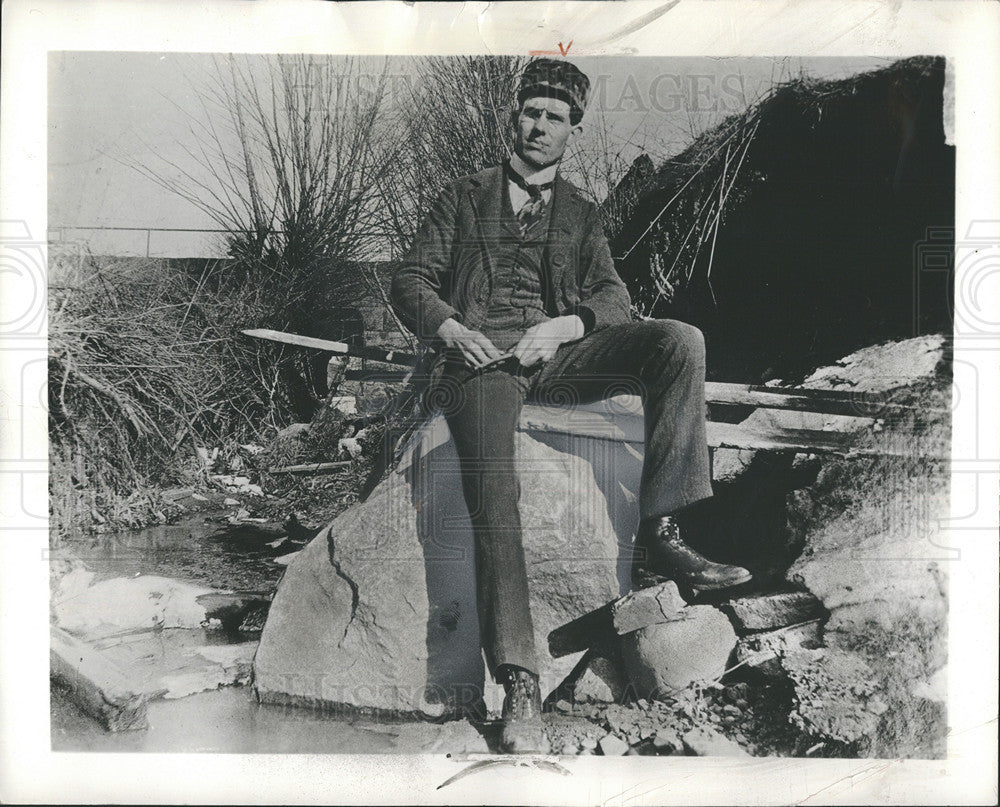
[390,58,751,754]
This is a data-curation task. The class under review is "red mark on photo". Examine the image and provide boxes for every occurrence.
[529,41,573,57]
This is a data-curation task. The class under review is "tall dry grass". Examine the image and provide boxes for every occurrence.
[48,249,342,540]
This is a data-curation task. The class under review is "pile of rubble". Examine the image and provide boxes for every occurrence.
[541,580,825,755]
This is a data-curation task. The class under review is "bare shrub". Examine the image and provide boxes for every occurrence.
[134,54,404,421]
[378,55,527,256]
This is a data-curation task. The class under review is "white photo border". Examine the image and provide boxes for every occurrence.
[1,1,997,804]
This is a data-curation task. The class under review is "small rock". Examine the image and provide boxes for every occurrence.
[554,698,574,713]
[611,581,687,635]
[636,698,650,710]
[338,437,363,459]
[682,727,751,758]
[563,648,626,704]
[224,498,239,506]
[711,448,756,484]
[652,729,681,752]
[560,742,579,756]
[239,607,269,634]
[329,395,357,415]
[598,734,629,756]
[723,704,741,717]
[724,682,750,703]
[580,736,598,750]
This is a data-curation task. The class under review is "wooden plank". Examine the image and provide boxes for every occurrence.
[717,591,824,632]
[708,421,858,454]
[705,382,935,418]
[269,461,352,475]
[242,330,935,420]
[707,421,940,458]
[520,405,871,456]
[401,401,936,466]
[50,625,150,732]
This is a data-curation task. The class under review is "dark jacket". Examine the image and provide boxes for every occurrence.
[390,164,633,347]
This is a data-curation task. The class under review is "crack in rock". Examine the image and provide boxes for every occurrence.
[327,530,359,646]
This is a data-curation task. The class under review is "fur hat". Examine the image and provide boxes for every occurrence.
[517,58,591,119]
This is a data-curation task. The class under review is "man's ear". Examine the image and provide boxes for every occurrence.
[567,122,584,149]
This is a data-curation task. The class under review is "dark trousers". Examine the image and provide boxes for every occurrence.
[441,319,713,679]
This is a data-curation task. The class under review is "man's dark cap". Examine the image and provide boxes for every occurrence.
[517,58,590,118]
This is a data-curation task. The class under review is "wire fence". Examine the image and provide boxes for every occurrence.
[48,226,237,259]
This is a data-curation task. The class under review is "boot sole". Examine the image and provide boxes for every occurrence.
[633,569,753,592]
[689,570,753,591]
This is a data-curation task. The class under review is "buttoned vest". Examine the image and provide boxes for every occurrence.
[479,180,553,351]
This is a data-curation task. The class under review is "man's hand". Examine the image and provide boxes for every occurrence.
[513,315,584,368]
[436,317,504,368]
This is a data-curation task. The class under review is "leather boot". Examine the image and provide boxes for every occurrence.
[633,515,752,591]
[498,666,547,754]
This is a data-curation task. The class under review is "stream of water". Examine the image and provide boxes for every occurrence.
[54,515,496,754]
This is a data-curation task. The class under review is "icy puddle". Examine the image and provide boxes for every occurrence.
[51,685,492,754]
[51,517,495,755]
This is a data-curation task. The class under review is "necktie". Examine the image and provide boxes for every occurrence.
[506,162,553,235]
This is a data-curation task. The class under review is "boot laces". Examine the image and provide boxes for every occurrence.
[504,670,538,718]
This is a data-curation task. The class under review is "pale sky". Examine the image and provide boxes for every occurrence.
[48,53,891,257]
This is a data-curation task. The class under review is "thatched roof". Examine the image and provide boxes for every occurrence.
[607,55,950,319]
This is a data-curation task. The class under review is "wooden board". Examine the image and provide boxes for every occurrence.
[268,461,352,475]
[705,381,931,418]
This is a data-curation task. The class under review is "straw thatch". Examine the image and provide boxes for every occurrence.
[606,56,953,382]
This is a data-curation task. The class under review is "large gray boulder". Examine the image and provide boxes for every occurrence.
[620,606,737,698]
[254,405,635,717]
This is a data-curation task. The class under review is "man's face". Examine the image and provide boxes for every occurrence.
[512,95,582,170]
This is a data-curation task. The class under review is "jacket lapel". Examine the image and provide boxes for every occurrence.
[466,166,504,269]
[544,173,582,304]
